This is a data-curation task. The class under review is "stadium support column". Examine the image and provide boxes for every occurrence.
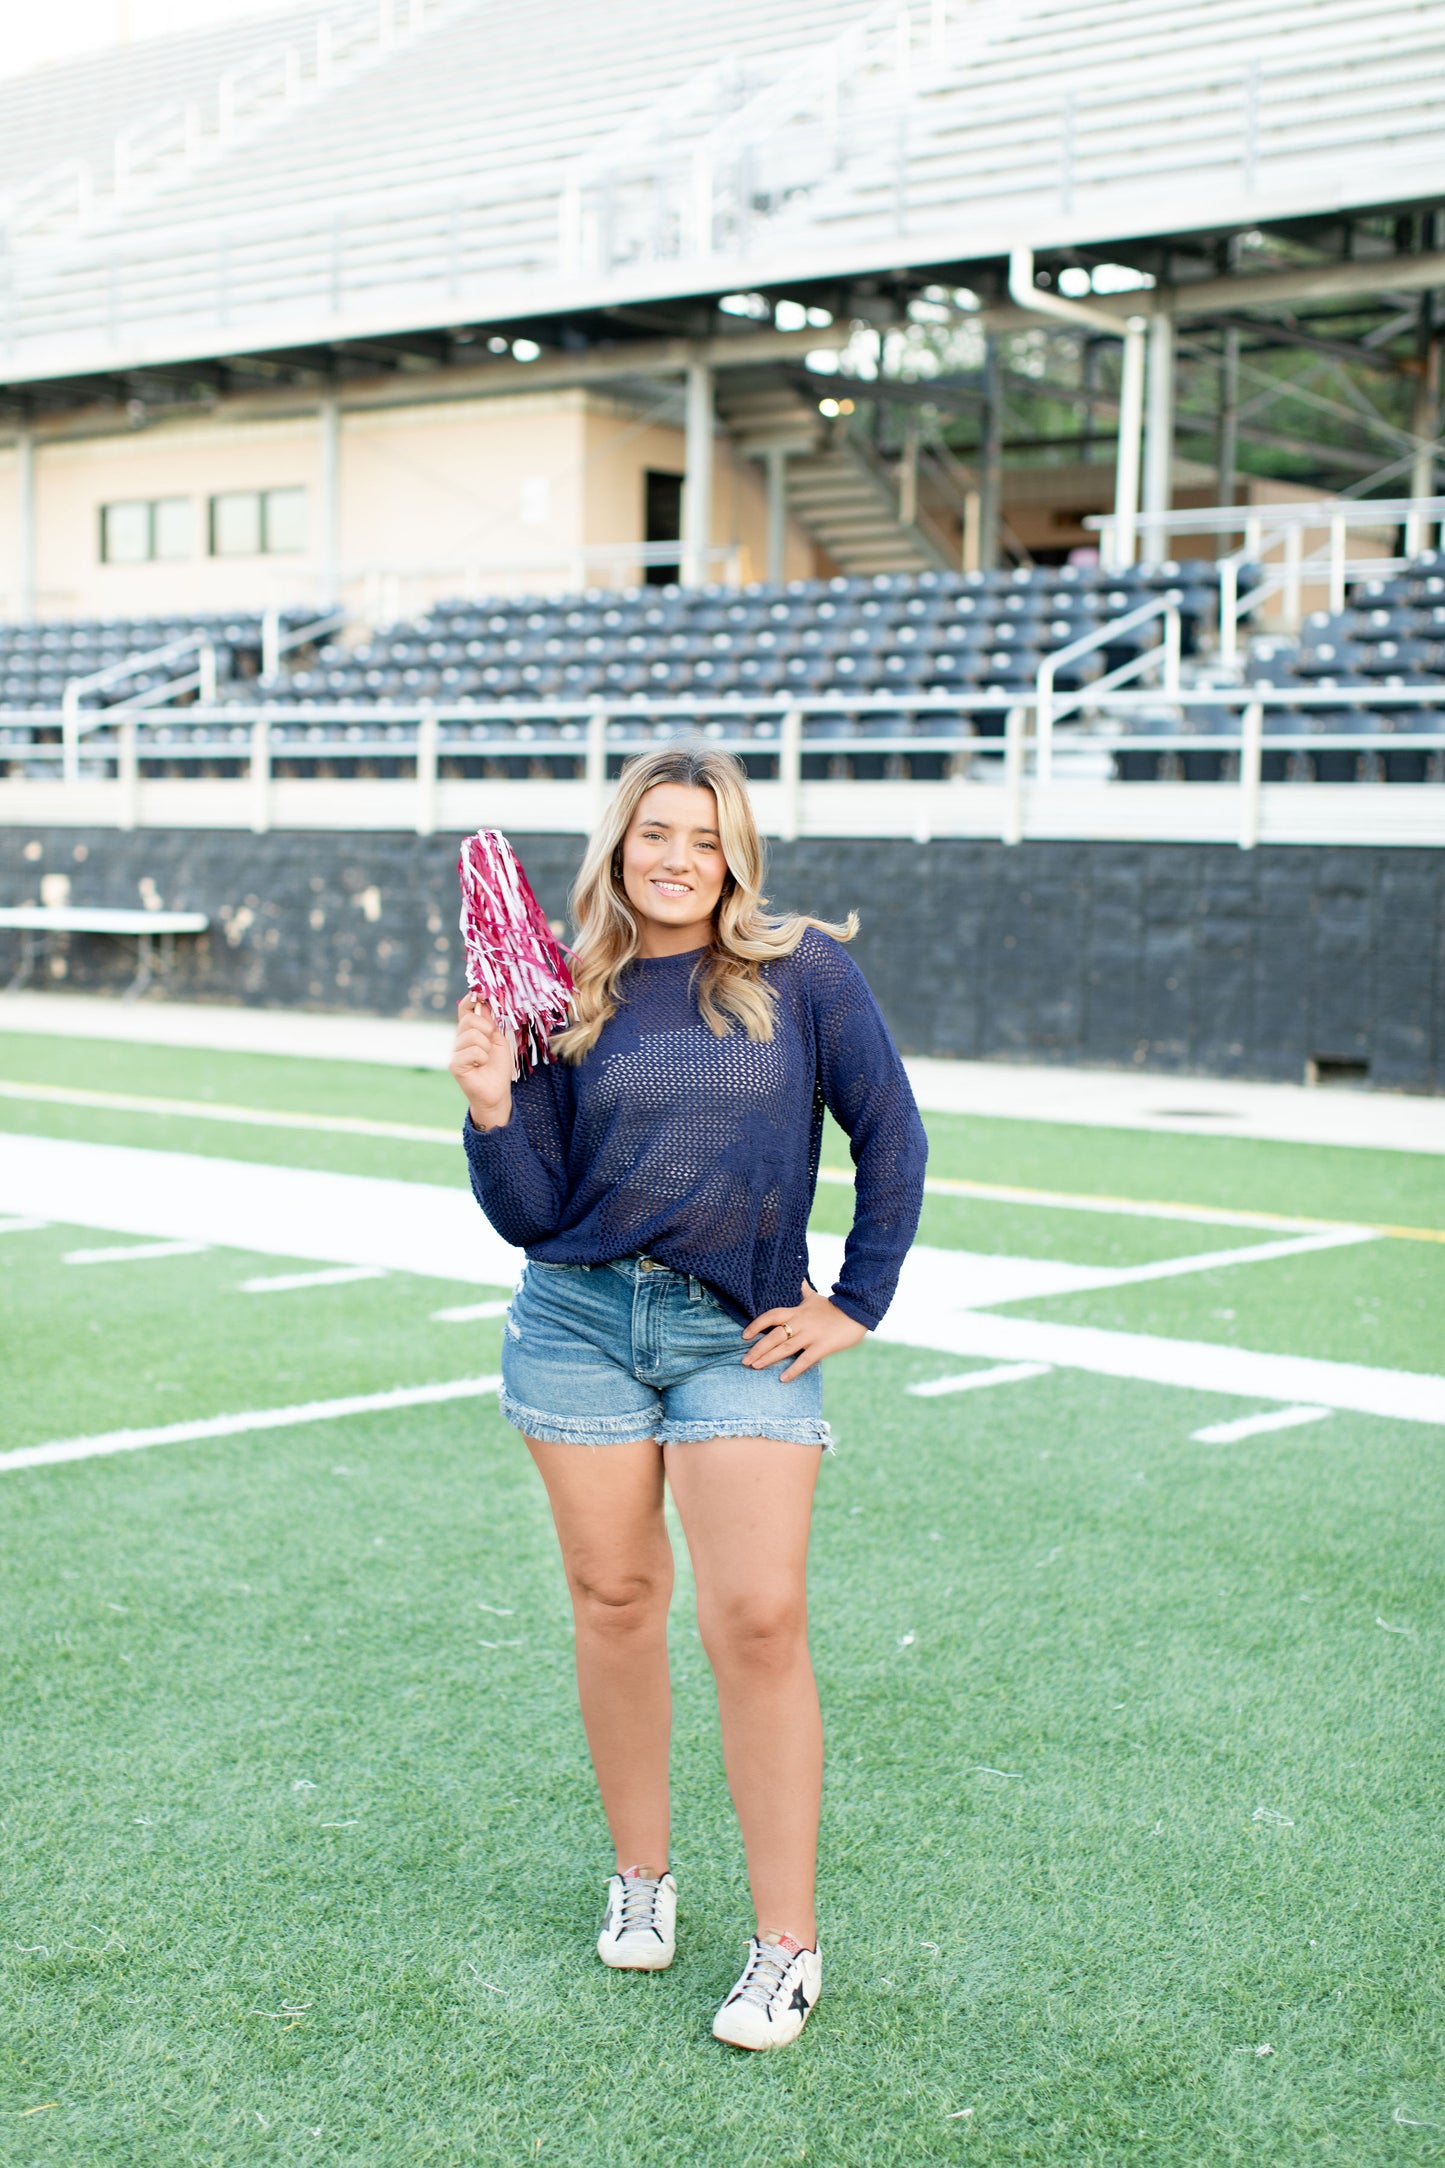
[1407,295,1440,556]
[1216,326,1240,519]
[682,359,714,587]
[15,425,35,621]
[1113,320,1147,567]
[318,393,341,609]
[978,334,1003,572]
[1141,310,1175,566]
[764,446,788,585]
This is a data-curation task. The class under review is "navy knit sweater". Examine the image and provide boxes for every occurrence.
[462,927,927,1330]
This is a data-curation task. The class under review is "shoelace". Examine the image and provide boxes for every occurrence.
[732,1943,791,2010]
[614,1877,665,1936]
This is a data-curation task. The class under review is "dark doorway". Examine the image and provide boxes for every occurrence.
[644,469,683,585]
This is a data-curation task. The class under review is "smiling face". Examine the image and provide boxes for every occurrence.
[619,781,730,956]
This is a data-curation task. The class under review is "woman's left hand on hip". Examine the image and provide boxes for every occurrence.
[742,1281,867,1382]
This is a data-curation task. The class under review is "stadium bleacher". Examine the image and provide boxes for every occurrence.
[4,555,1444,792]
[1108,553,1445,782]
[7,0,1441,387]
[217,563,1215,712]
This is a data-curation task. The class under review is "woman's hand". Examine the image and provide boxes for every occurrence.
[449,995,516,1131]
[742,1280,867,1382]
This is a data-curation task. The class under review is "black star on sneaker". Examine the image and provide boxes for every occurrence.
[713,1936,822,2050]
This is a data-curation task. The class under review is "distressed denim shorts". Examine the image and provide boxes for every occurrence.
[499,1253,831,1448]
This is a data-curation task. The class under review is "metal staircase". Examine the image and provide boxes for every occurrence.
[718,370,965,577]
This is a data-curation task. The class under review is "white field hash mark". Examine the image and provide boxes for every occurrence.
[907,1361,1052,1398]
[64,1240,210,1266]
[241,1264,388,1294]
[0,1377,503,1474]
[1192,1405,1333,1444]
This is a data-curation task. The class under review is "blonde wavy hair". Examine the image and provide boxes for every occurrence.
[550,743,857,1062]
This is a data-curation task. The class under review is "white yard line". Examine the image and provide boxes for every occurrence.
[808,1230,1380,1320]
[1192,1406,1333,1444]
[906,1362,1053,1398]
[241,1264,389,1294]
[875,1308,1445,1427]
[0,1216,47,1235]
[4,1136,1440,1448]
[0,1078,458,1146]
[0,1133,520,1286]
[3,1080,1434,1240]
[0,1376,505,1474]
[432,1299,512,1321]
[5,993,1441,1153]
[1062,1226,1379,1287]
[64,1240,210,1266]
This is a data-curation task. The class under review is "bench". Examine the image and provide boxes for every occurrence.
[0,906,210,999]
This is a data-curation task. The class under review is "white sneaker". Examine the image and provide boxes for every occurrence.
[711,1933,821,2050]
[597,1868,677,1970]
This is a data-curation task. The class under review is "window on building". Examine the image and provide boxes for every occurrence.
[210,491,263,556]
[152,498,194,561]
[644,469,683,586]
[100,502,151,564]
[208,486,308,557]
[264,487,307,553]
[100,497,193,564]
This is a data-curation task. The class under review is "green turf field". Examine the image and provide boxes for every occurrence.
[1,1031,1442,2167]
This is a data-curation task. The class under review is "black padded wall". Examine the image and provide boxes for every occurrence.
[1,828,1440,1092]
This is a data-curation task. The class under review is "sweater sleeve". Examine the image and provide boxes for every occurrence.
[461,1055,575,1250]
[807,935,928,1330]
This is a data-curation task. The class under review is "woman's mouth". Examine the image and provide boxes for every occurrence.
[651,880,692,897]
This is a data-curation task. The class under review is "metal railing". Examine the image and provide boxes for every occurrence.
[5,684,1442,851]
[60,635,221,782]
[259,606,348,679]
[1087,498,1445,637]
[1035,594,1180,781]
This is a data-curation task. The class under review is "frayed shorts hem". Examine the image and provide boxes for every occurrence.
[660,1416,832,1447]
[499,1391,657,1446]
[499,1390,831,1450]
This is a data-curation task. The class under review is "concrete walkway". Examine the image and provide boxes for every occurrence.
[1,989,1441,1153]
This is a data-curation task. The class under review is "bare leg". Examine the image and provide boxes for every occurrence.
[525,1436,673,1874]
[664,1437,823,1947]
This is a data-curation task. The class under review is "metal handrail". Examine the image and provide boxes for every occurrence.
[1035,594,1180,780]
[259,605,348,679]
[60,634,219,780]
[1088,495,1445,539]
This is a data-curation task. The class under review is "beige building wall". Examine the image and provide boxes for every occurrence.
[581,396,817,587]
[336,390,591,615]
[0,382,822,628]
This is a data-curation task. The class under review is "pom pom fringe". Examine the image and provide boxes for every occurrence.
[458,829,576,1079]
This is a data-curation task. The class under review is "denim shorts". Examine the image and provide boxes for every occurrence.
[499,1253,830,1448]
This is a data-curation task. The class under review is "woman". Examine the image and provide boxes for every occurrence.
[449,745,927,2050]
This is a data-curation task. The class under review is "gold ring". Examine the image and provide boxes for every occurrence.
[783,1323,794,1338]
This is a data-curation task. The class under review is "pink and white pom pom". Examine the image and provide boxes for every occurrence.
[458,828,575,1079]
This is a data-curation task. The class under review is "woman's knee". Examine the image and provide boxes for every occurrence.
[699,1591,809,1673]
[569,1560,672,1638]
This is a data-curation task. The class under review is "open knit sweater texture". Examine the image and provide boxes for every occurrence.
[462,927,928,1330]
